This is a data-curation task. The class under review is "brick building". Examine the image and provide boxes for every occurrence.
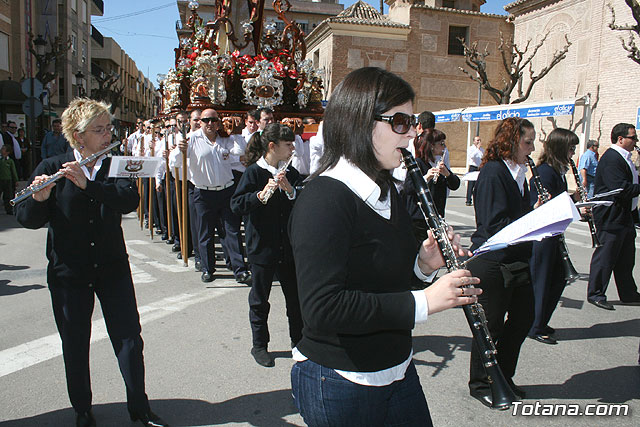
[306,0,513,167]
[506,0,640,153]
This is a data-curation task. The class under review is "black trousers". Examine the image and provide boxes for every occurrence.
[466,165,479,203]
[249,260,303,348]
[466,256,534,393]
[193,186,247,277]
[49,274,149,415]
[1,179,14,213]
[529,236,565,336]
[154,178,168,236]
[587,226,639,302]
[188,183,199,260]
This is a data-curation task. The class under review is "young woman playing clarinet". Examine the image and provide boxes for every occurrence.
[288,67,482,426]
[15,98,167,427]
[466,117,537,407]
[230,123,303,368]
[528,128,579,344]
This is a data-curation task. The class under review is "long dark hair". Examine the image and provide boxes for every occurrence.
[482,117,534,167]
[539,127,578,174]
[315,67,415,200]
[418,129,446,164]
[245,123,295,165]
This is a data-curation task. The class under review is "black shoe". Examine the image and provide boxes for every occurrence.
[251,346,274,367]
[545,326,556,335]
[237,271,252,285]
[129,410,169,427]
[195,261,202,272]
[76,410,96,427]
[528,334,557,345]
[588,299,615,310]
[171,243,180,252]
[201,271,214,282]
[161,234,169,241]
[465,201,473,206]
[469,389,493,408]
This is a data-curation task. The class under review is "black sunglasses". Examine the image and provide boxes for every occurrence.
[201,117,219,124]
[623,134,639,142]
[374,112,417,135]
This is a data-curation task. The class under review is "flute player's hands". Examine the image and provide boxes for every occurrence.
[30,175,56,202]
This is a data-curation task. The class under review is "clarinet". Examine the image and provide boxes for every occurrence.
[526,156,579,283]
[569,159,601,248]
[401,149,518,410]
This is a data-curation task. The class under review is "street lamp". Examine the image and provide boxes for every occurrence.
[75,71,85,97]
[34,34,47,56]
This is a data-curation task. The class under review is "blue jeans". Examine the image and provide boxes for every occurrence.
[291,359,432,426]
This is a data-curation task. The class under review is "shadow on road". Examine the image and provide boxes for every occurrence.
[0,390,301,426]
[556,319,640,341]
[412,334,472,377]
[522,365,640,403]
[0,280,45,296]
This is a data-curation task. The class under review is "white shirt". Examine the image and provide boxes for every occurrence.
[503,159,528,196]
[610,144,639,210]
[292,134,310,176]
[308,123,324,175]
[125,130,143,154]
[292,157,435,387]
[171,128,238,188]
[73,149,104,181]
[467,145,484,168]
[8,132,21,159]
[229,134,248,173]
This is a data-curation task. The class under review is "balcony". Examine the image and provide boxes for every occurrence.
[91,0,104,16]
[91,25,104,48]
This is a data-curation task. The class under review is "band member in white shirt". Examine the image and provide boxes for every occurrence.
[175,108,251,284]
[466,135,484,206]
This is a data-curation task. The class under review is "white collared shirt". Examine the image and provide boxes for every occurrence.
[73,149,104,181]
[229,134,248,173]
[468,145,484,167]
[610,144,639,210]
[292,157,435,387]
[171,128,235,188]
[292,135,310,176]
[503,159,528,196]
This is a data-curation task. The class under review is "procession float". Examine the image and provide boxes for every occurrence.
[158,0,325,126]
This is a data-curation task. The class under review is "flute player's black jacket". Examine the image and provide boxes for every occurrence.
[16,152,139,288]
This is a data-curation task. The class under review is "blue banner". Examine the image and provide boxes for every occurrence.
[435,111,461,123]
[460,103,575,122]
[636,107,640,130]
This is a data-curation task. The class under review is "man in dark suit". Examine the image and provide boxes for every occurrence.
[587,123,640,310]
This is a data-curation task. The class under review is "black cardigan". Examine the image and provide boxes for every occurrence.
[592,148,640,231]
[230,162,301,264]
[470,160,532,263]
[16,152,139,287]
[289,176,419,372]
[529,163,567,202]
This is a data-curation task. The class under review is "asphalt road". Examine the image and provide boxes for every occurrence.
[0,185,638,427]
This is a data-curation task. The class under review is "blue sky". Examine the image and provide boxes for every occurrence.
[92,1,510,89]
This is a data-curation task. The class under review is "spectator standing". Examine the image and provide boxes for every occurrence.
[466,136,484,205]
[0,144,18,214]
[41,119,70,159]
[578,139,599,198]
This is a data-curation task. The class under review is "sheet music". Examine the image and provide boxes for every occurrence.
[461,171,480,182]
[473,192,580,257]
[108,157,163,178]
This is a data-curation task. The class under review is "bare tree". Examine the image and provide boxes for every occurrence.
[91,72,125,114]
[608,0,640,65]
[459,32,571,104]
[28,34,72,86]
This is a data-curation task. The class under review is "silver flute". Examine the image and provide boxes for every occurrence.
[11,141,121,206]
[261,152,295,203]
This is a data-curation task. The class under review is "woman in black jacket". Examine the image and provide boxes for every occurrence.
[288,67,482,427]
[16,98,167,427]
[231,123,303,368]
[466,117,537,408]
[528,128,579,344]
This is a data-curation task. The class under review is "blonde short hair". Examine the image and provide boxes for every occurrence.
[62,98,113,149]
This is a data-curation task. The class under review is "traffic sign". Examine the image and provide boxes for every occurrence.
[22,97,44,118]
[21,78,44,98]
